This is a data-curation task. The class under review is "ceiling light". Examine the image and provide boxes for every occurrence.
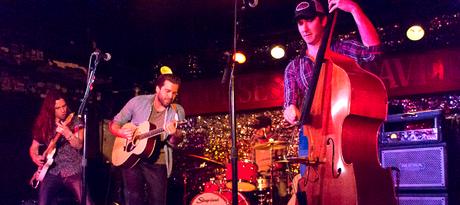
[271,46,285,59]
[233,52,246,64]
[406,25,424,41]
[160,66,173,74]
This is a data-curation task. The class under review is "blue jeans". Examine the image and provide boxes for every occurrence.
[299,126,309,177]
[123,163,167,205]
[38,173,92,205]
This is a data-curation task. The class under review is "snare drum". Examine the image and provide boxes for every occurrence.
[190,192,249,205]
[225,160,258,192]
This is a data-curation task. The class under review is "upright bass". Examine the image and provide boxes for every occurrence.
[295,6,397,205]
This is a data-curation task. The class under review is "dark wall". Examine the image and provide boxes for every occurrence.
[0,93,41,204]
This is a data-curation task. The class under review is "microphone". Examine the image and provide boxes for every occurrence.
[249,0,258,7]
[221,52,233,84]
[92,52,111,61]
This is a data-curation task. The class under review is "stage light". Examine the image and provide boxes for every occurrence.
[160,66,173,74]
[271,46,285,59]
[233,52,246,64]
[407,25,424,41]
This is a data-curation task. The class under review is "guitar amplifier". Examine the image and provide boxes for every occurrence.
[380,109,460,205]
[397,193,448,205]
[101,119,115,164]
[380,110,443,146]
[381,143,447,189]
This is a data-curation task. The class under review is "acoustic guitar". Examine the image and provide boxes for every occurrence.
[112,120,186,168]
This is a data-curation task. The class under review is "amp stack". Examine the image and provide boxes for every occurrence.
[379,109,460,205]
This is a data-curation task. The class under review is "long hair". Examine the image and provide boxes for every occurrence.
[32,90,72,144]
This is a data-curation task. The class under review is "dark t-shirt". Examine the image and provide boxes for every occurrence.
[143,104,166,164]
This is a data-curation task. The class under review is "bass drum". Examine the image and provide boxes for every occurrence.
[190,192,249,205]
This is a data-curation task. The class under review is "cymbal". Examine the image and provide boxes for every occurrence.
[253,140,290,150]
[187,154,224,166]
[276,157,326,164]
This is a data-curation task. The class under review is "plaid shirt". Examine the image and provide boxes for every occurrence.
[283,40,381,110]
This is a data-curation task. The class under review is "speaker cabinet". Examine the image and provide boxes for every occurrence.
[380,109,460,204]
[381,143,447,189]
[397,193,448,205]
[101,119,115,164]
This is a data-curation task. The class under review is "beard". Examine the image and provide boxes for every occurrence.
[158,93,173,107]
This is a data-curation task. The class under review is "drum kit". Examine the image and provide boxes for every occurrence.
[183,140,307,205]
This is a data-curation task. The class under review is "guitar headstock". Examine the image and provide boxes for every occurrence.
[177,119,190,129]
[64,113,75,124]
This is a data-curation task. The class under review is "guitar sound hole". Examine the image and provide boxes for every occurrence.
[126,143,135,152]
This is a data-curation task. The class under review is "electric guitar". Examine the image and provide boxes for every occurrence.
[112,120,187,168]
[30,113,75,188]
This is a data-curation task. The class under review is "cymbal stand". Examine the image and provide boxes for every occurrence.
[269,145,274,205]
[284,141,294,195]
[182,171,187,205]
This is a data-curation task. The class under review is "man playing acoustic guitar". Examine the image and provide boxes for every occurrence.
[110,74,185,205]
[29,89,93,205]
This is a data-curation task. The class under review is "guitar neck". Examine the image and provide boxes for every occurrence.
[44,112,75,153]
[136,121,187,141]
[137,127,165,141]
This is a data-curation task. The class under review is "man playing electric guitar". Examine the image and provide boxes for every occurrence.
[110,74,185,205]
[29,90,93,205]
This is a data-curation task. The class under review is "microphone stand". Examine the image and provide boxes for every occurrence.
[221,0,238,203]
[221,0,257,203]
[227,0,239,204]
[77,53,101,205]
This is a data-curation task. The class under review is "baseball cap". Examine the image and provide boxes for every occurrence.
[293,0,325,23]
[251,116,272,129]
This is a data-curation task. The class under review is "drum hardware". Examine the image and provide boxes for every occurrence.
[181,161,224,205]
[256,176,270,191]
[252,140,290,150]
[274,156,326,200]
[181,166,206,205]
[275,156,326,165]
[187,154,225,167]
[184,144,300,204]
[204,176,228,193]
[257,191,271,205]
[253,139,290,205]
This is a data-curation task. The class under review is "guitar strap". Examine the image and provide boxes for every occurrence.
[170,103,179,120]
[170,103,178,114]
[165,103,179,177]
